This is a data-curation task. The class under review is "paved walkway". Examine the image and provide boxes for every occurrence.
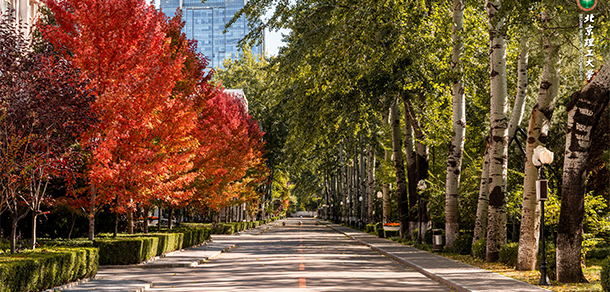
[325,221,549,292]
[47,218,550,292]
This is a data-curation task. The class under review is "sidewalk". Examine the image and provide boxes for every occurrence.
[324,221,550,292]
[45,221,279,292]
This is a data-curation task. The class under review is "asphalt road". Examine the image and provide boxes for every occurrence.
[97,218,454,291]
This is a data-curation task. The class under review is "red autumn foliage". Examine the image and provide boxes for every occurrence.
[39,0,268,230]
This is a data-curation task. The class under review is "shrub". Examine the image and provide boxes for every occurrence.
[39,238,94,248]
[602,256,610,292]
[95,237,158,265]
[587,247,610,259]
[376,224,385,238]
[385,230,399,238]
[0,247,98,292]
[499,242,519,267]
[424,229,434,244]
[453,234,473,255]
[472,238,486,259]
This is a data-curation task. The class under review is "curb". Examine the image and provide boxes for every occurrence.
[139,244,237,268]
[43,278,91,292]
[45,278,150,292]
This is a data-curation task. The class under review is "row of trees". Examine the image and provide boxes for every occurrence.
[0,0,267,253]
[215,0,609,284]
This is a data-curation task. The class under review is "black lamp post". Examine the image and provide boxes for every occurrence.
[533,145,553,286]
[417,180,427,244]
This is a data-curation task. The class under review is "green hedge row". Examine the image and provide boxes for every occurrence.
[0,248,98,292]
[41,228,211,266]
[181,217,279,235]
[95,227,211,265]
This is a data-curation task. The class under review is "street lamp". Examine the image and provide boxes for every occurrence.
[533,145,553,286]
[417,180,427,244]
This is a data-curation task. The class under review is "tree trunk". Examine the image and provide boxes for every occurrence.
[360,143,366,224]
[128,210,134,234]
[340,141,347,223]
[143,205,149,234]
[88,184,96,241]
[517,32,559,271]
[380,111,391,224]
[473,142,490,244]
[445,0,466,250]
[473,34,528,247]
[158,207,163,232]
[11,216,19,254]
[114,211,119,238]
[68,213,76,239]
[390,99,409,238]
[168,208,174,230]
[485,0,508,262]
[405,100,430,234]
[405,106,418,237]
[367,145,375,223]
[31,213,38,250]
[557,59,609,283]
[383,148,391,223]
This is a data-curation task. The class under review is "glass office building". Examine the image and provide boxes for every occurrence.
[159,0,263,69]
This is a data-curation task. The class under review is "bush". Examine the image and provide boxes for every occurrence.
[499,242,519,267]
[385,230,399,238]
[587,247,610,259]
[39,238,94,248]
[472,238,486,259]
[95,237,158,265]
[453,234,473,255]
[0,247,98,292]
[602,257,610,292]
[376,223,385,238]
[424,229,433,244]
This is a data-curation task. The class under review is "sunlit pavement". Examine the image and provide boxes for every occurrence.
[97,218,453,291]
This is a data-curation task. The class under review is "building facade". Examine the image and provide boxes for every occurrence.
[1,0,40,35]
[159,0,263,69]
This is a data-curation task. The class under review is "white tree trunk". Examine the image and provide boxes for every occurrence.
[445,0,465,250]
[557,58,609,283]
[485,0,508,262]
[473,144,490,244]
[517,33,559,271]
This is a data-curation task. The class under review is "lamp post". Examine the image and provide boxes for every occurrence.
[533,145,553,286]
[417,180,427,244]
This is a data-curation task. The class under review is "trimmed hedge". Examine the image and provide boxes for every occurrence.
[0,248,98,292]
[93,217,280,265]
[95,236,158,265]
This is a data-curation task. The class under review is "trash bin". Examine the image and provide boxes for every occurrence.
[432,229,444,252]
